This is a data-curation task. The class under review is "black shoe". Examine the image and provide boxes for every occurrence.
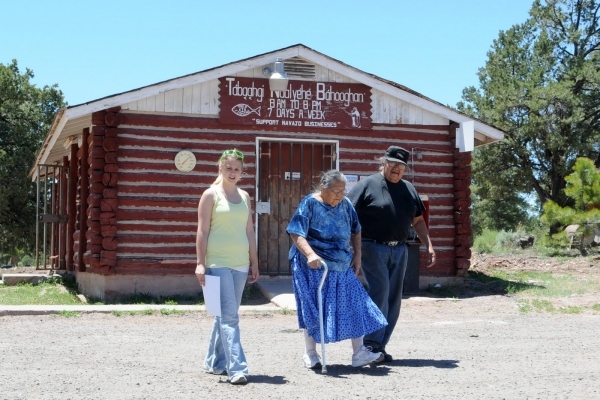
[381,350,393,362]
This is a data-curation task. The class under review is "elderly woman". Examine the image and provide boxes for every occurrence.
[286,170,387,369]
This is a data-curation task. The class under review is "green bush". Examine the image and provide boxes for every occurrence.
[495,229,527,248]
[473,229,498,253]
[473,229,530,254]
[0,254,10,265]
[18,254,34,266]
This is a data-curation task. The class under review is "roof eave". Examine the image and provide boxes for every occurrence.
[34,43,505,173]
[30,108,67,179]
[297,46,504,142]
[65,45,303,120]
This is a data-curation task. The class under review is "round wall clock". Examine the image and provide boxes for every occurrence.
[174,150,196,172]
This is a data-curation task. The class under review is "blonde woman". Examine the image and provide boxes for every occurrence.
[195,149,259,385]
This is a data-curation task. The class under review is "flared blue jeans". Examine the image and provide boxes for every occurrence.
[203,267,248,379]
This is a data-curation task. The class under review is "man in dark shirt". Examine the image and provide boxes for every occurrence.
[347,145,435,361]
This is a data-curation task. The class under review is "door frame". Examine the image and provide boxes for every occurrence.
[254,136,340,266]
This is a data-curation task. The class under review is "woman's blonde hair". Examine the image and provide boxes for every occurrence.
[212,149,245,186]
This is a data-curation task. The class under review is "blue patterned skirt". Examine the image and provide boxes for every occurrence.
[291,253,387,343]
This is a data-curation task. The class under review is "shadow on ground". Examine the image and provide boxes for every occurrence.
[302,358,459,379]
[406,270,541,300]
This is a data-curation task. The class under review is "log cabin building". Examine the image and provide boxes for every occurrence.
[32,44,504,301]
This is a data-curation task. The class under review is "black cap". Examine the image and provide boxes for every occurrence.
[384,146,409,165]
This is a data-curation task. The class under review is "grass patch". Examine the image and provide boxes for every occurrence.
[468,270,538,295]
[159,308,190,316]
[557,306,583,314]
[58,310,80,318]
[517,300,532,313]
[279,307,295,315]
[471,229,600,258]
[473,229,501,253]
[470,267,600,314]
[112,287,265,306]
[531,299,555,312]
[467,271,497,284]
[517,299,583,314]
[0,280,82,305]
[473,229,530,254]
[516,299,584,314]
[115,292,204,306]
[469,269,598,298]
[0,277,265,307]
[113,309,157,317]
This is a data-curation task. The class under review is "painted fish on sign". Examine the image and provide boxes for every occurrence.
[232,104,261,117]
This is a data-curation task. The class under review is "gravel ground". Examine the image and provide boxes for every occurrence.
[1,294,599,400]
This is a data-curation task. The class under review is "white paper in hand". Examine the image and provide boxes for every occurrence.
[203,275,221,317]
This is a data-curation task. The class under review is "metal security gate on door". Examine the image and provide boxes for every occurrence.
[256,139,338,276]
[36,164,69,270]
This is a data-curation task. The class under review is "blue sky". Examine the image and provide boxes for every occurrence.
[2,0,532,108]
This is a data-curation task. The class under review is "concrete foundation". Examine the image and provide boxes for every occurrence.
[75,272,202,302]
[4,270,464,303]
[256,275,466,311]
[419,276,464,290]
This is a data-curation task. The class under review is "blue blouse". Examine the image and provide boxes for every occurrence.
[286,195,361,272]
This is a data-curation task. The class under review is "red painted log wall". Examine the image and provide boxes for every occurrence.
[87,111,464,277]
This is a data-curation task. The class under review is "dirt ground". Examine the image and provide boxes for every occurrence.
[1,254,600,399]
[460,253,600,311]
[470,252,600,276]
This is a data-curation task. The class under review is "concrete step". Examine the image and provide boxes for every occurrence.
[255,279,296,310]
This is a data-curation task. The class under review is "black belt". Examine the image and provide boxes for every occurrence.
[362,238,406,247]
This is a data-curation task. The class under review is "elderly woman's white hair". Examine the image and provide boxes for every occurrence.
[315,169,347,192]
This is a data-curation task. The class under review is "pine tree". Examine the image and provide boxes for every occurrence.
[459,0,600,232]
[541,157,600,254]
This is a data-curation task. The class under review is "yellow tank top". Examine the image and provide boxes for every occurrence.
[206,189,250,271]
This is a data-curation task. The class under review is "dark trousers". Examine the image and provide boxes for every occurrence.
[360,241,408,351]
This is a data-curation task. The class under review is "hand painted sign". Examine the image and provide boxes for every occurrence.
[219,77,372,130]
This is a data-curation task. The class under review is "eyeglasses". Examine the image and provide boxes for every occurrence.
[386,161,406,169]
[329,188,348,197]
[221,149,244,161]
